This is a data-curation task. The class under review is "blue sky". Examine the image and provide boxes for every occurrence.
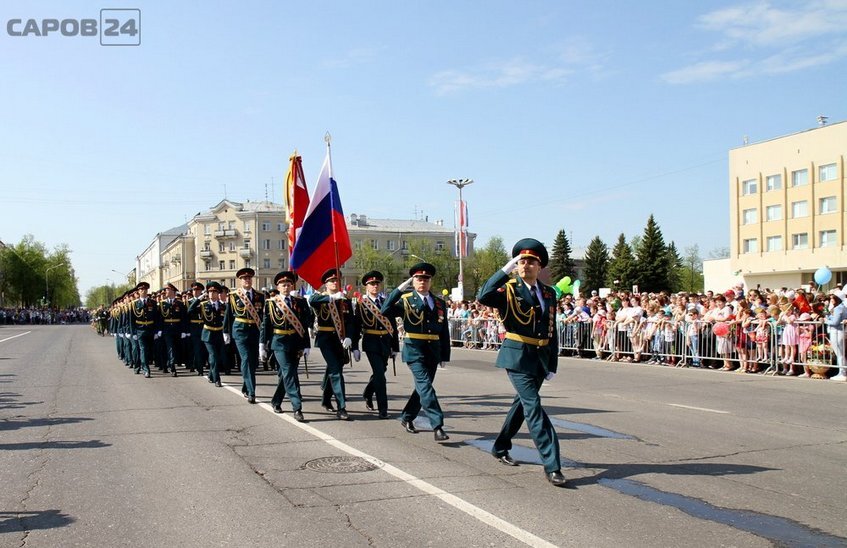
[2,1,846,295]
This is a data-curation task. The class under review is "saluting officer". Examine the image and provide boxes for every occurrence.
[224,268,265,404]
[129,282,158,378]
[187,281,208,376]
[381,262,451,442]
[356,270,398,419]
[261,271,311,421]
[309,268,358,420]
[477,238,566,487]
[188,281,226,387]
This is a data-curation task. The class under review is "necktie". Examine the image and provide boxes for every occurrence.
[376,296,383,308]
[427,296,433,310]
[530,286,541,307]
[285,296,291,308]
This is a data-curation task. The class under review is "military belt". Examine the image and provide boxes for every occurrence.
[273,328,296,335]
[135,320,154,326]
[204,325,223,331]
[405,333,439,341]
[317,326,336,332]
[164,319,181,323]
[505,332,549,347]
[235,317,256,324]
[190,319,204,324]
[363,329,389,335]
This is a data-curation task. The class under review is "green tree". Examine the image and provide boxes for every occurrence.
[681,245,704,293]
[85,282,134,308]
[606,234,636,291]
[633,214,668,292]
[582,236,608,295]
[401,238,457,297]
[351,244,402,288]
[0,235,78,307]
[465,236,508,298]
[548,229,576,283]
[665,241,683,293]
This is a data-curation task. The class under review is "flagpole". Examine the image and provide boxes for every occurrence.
[325,131,349,350]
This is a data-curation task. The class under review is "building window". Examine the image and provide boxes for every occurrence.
[791,233,808,250]
[765,205,782,221]
[791,200,808,218]
[435,240,445,251]
[742,239,758,254]
[370,239,379,250]
[219,260,225,270]
[277,223,285,232]
[354,240,362,250]
[278,258,285,268]
[243,239,251,249]
[263,258,271,269]
[741,179,757,195]
[401,240,408,250]
[203,242,211,251]
[819,196,837,214]
[262,239,271,250]
[228,221,236,229]
[277,239,285,250]
[742,208,757,225]
[765,236,782,252]
[244,260,251,269]
[791,169,808,187]
[219,243,226,253]
[204,224,211,235]
[218,221,226,230]
[229,242,236,252]
[387,240,397,251]
[229,260,236,270]
[244,222,251,233]
[819,230,836,248]
[818,163,837,182]
[765,174,782,191]
[261,222,271,231]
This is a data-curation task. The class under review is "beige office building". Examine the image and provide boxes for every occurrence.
[727,120,845,290]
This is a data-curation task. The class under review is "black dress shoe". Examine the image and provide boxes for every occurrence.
[143,371,151,378]
[214,380,222,387]
[337,408,349,420]
[322,403,335,413]
[378,411,389,419]
[243,392,249,398]
[171,370,178,377]
[401,419,418,434]
[247,395,256,404]
[494,452,518,466]
[433,427,449,442]
[546,471,567,487]
[363,394,374,411]
[197,371,204,377]
[208,376,215,383]
[134,369,140,375]
[272,404,283,414]
[293,410,305,422]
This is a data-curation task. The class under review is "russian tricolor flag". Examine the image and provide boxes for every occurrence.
[290,148,352,288]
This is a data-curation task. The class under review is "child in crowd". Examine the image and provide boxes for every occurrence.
[779,304,798,375]
[683,307,702,367]
[754,308,771,364]
[797,312,814,377]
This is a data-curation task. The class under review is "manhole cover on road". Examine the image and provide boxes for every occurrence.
[303,456,382,474]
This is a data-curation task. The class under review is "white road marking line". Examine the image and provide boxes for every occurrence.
[221,384,556,548]
[0,331,32,343]
[668,403,729,414]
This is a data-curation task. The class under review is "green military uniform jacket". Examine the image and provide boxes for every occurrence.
[188,298,226,344]
[260,295,312,352]
[382,289,450,364]
[477,271,558,376]
[355,295,399,357]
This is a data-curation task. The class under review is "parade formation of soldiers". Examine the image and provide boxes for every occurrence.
[105,239,568,487]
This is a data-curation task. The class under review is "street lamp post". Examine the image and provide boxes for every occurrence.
[45,262,67,307]
[447,178,473,300]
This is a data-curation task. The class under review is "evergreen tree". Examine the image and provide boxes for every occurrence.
[548,229,576,283]
[465,236,508,298]
[665,241,683,293]
[633,214,669,292]
[582,236,608,295]
[606,234,636,291]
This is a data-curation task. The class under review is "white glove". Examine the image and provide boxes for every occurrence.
[342,337,352,349]
[259,345,267,362]
[501,256,521,274]
[181,332,189,339]
[397,276,415,292]
[545,372,556,381]
[352,349,361,362]
[132,334,138,341]
[155,331,162,339]
[303,348,310,358]
[330,291,345,301]
[223,333,231,345]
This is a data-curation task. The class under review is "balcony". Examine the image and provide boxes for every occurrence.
[200,250,213,258]
[214,229,237,239]
[239,248,253,259]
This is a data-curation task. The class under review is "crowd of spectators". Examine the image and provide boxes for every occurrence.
[446,281,847,381]
[0,307,92,325]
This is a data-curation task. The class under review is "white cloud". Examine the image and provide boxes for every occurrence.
[323,47,380,69]
[663,1,847,84]
[429,40,604,95]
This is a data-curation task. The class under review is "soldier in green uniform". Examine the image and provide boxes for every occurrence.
[309,268,358,420]
[129,282,159,378]
[261,271,311,421]
[157,283,187,377]
[477,238,566,487]
[356,271,398,419]
[224,268,265,404]
[188,281,226,387]
[381,262,451,442]
[187,281,208,376]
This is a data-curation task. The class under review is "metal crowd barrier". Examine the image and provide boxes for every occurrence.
[444,317,840,376]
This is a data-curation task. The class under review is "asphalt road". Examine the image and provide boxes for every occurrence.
[1,325,845,547]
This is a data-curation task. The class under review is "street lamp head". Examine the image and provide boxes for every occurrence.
[447,178,474,189]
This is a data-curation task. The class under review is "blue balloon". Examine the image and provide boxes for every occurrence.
[814,267,832,285]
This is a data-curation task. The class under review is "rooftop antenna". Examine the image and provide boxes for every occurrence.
[264,181,269,202]
[270,177,275,203]
[743,135,749,145]
[223,184,227,199]
[817,115,828,127]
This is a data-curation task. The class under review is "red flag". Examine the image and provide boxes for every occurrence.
[284,152,309,260]
[454,199,469,257]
